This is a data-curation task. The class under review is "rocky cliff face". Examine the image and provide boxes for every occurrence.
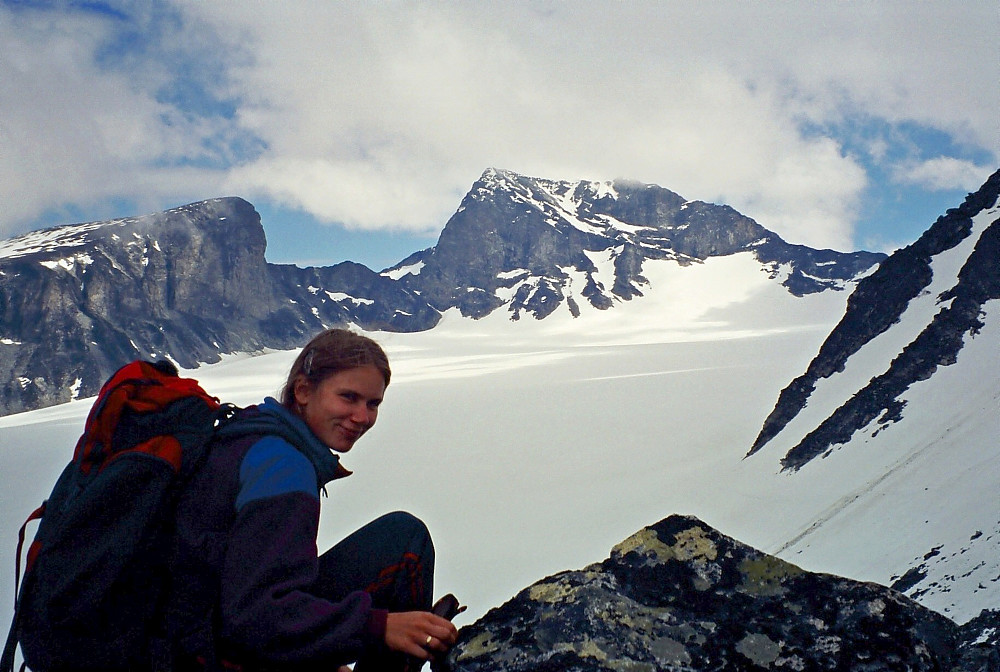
[747,169,1000,470]
[388,169,884,319]
[444,515,999,671]
[0,197,438,415]
[0,170,885,417]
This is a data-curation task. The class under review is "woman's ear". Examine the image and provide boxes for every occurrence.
[292,376,312,408]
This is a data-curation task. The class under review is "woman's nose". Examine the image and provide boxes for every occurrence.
[351,404,374,425]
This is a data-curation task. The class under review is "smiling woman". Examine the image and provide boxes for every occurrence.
[292,365,385,452]
[282,329,391,452]
[163,328,459,671]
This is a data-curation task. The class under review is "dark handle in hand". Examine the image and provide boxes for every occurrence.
[431,593,466,621]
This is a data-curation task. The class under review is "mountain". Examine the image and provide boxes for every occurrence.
[0,171,883,416]
[0,197,439,415]
[748,169,1000,470]
[741,169,1000,619]
[386,168,884,320]
[1,162,997,663]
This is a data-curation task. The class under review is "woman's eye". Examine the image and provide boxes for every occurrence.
[340,392,358,403]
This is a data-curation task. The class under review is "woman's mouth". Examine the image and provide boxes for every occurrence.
[338,425,363,441]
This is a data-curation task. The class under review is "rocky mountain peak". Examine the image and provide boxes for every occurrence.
[0,197,438,415]
[0,196,263,266]
[388,169,883,319]
[473,167,625,209]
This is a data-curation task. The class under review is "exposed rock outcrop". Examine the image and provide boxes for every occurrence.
[747,169,1000,470]
[0,197,439,415]
[444,515,998,671]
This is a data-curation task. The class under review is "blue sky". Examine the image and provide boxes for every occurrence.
[1,1,996,270]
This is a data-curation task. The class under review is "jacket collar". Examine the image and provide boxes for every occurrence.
[217,397,351,488]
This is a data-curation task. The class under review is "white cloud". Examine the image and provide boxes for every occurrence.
[1,1,996,250]
[893,158,995,192]
[169,2,874,247]
[0,5,236,231]
[180,1,996,247]
[225,157,459,233]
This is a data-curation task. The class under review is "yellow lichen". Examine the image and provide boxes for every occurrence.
[612,528,662,558]
[612,525,718,566]
[671,527,719,562]
[575,638,609,660]
[529,578,578,604]
[615,663,655,672]
[738,555,804,596]
[455,631,501,661]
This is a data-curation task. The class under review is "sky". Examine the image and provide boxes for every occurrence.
[1,0,997,270]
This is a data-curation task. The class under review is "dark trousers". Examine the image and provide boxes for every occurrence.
[315,511,435,671]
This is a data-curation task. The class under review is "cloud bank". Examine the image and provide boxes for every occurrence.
[1,1,996,251]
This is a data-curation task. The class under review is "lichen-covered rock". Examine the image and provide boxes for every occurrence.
[444,515,964,671]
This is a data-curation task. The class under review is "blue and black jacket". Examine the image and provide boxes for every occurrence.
[166,398,387,670]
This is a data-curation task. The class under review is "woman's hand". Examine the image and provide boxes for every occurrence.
[385,611,459,660]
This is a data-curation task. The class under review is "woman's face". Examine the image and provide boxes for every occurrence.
[293,365,386,452]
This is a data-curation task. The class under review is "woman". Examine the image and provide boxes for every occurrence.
[166,329,458,671]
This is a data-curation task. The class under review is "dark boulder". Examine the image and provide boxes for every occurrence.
[444,515,990,671]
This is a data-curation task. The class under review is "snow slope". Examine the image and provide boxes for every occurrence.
[762,297,1000,617]
[761,201,999,462]
[1,252,995,647]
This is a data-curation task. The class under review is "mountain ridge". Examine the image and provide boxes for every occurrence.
[387,168,883,320]
[747,168,1000,470]
[0,169,883,416]
[0,197,439,415]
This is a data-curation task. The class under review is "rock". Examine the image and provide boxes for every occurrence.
[748,169,1000,470]
[391,168,883,320]
[957,608,1000,671]
[444,515,977,671]
[0,197,440,415]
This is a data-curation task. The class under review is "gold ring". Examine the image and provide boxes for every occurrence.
[425,635,434,646]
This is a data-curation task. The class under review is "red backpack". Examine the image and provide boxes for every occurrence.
[2,360,232,672]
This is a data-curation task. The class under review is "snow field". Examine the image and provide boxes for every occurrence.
[1,252,995,639]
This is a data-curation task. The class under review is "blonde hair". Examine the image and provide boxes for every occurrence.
[280,329,390,407]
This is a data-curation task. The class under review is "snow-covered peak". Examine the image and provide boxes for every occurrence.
[474,170,638,238]
[408,169,884,321]
[0,197,241,262]
[0,219,120,260]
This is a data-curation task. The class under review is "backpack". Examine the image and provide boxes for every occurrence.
[2,360,233,672]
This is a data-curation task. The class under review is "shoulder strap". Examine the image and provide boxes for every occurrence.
[1,604,16,672]
[2,504,46,672]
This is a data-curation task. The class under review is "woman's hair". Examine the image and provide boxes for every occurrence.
[280,328,391,408]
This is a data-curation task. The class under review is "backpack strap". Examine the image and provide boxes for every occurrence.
[2,503,46,672]
[0,605,15,672]
[13,503,46,602]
